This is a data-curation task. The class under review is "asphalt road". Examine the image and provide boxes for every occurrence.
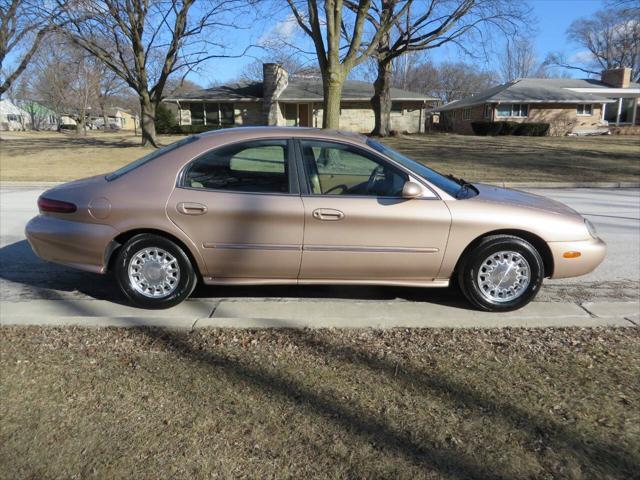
[1,186,638,327]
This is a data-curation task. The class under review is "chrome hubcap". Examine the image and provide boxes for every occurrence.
[128,247,180,298]
[477,251,530,303]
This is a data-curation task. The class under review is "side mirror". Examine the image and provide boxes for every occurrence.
[402,181,423,199]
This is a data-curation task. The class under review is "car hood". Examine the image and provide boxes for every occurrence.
[472,183,582,217]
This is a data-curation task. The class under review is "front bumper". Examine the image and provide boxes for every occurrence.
[548,237,606,279]
[25,215,117,274]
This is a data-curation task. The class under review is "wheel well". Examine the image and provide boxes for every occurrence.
[455,229,554,278]
[106,228,203,278]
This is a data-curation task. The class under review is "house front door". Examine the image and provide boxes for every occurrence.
[298,104,310,127]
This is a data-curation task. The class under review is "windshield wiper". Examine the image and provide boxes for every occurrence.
[447,174,475,198]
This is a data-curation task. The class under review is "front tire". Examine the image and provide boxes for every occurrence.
[114,234,197,309]
[458,235,544,312]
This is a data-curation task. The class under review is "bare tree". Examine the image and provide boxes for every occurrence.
[57,0,251,146]
[240,55,321,81]
[394,59,495,103]
[29,37,101,134]
[499,36,546,82]
[546,7,640,81]
[0,0,60,96]
[285,0,411,129]
[358,0,529,136]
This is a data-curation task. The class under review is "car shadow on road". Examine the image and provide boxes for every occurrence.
[0,239,470,309]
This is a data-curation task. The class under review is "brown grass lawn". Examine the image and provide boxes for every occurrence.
[1,326,639,479]
[1,130,638,183]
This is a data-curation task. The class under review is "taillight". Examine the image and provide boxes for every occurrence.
[38,196,77,213]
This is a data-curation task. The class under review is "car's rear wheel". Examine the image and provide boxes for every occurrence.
[114,234,197,309]
[458,235,544,312]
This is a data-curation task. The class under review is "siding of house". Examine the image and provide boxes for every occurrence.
[310,100,424,133]
[442,103,603,136]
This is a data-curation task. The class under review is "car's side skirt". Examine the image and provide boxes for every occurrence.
[202,277,450,288]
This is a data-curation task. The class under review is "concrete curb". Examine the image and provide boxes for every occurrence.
[1,299,638,329]
[2,181,639,189]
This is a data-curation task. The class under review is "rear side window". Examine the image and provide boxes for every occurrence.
[106,136,198,181]
[182,140,290,194]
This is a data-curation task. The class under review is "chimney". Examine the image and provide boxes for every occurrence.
[262,63,288,126]
[601,67,631,88]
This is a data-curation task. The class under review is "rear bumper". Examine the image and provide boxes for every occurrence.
[548,237,606,279]
[25,215,117,274]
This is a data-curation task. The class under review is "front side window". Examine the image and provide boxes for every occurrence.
[496,104,528,118]
[577,104,593,116]
[183,140,290,194]
[463,108,472,120]
[483,104,492,118]
[300,140,407,197]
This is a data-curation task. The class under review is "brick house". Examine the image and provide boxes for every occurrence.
[430,68,639,136]
[163,63,437,134]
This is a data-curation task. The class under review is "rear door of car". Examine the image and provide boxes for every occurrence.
[294,138,451,282]
[167,138,305,280]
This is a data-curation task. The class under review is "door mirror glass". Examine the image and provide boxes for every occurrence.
[402,181,423,199]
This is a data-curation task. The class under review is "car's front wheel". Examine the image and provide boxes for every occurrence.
[114,233,197,309]
[458,235,544,312]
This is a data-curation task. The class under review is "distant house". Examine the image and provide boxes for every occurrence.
[431,68,639,136]
[163,63,437,134]
[0,99,29,131]
[15,100,58,130]
[91,107,139,131]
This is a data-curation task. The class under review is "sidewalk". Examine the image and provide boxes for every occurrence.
[1,299,638,329]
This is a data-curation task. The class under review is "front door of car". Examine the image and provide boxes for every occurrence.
[296,139,451,281]
[167,139,304,280]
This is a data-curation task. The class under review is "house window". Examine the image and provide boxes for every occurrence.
[7,114,21,122]
[462,108,472,120]
[576,104,593,116]
[283,103,298,126]
[189,103,205,125]
[186,102,235,127]
[483,104,492,118]
[496,104,528,118]
[391,102,403,114]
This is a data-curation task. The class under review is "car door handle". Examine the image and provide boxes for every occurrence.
[177,202,207,215]
[312,208,344,221]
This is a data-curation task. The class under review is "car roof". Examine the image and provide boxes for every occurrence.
[197,126,369,145]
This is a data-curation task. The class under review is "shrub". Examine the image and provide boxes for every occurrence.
[471,121,503,136]
[175,124,223,135]
[514,123,550,136]
[499,121,520,135]
[155,104,176,134]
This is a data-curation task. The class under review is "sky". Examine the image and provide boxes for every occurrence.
[188,0,608,86]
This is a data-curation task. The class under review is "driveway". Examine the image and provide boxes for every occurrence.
[1,185,638,328]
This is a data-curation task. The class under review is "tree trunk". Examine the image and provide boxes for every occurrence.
[372,56,393,136]
[140,95,158,147]
[322,72,344,129]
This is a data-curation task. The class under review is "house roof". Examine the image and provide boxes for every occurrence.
[432,77,627,112]
[164,77,435,103]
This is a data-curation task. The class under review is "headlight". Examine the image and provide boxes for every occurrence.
[585,219,598,238]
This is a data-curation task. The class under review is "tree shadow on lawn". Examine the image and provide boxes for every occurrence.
[115,325,639,479]
[0,239,469,308]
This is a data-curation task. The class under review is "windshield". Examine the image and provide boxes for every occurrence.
[106,136,198,181]
[366,138,466,197]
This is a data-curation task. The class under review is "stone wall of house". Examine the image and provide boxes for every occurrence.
[309,100,424,133]
[234,102,263,126]
[442,103,604,136]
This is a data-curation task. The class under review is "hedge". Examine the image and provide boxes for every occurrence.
[514,122,550,136]
[471,120,549,136]
[470,121,503,136]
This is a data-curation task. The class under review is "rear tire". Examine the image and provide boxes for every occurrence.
[114,234,197,309]
[458,235,544,312]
